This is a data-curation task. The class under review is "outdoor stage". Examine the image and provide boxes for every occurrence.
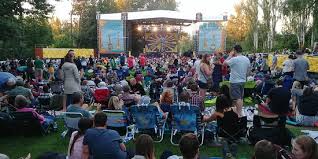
[96,10,228,57]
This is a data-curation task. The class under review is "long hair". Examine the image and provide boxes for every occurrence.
[201,54,210,66]
[135,134,155,159]
[294,135,318,159]
[215,94,232,113]
[70,118,93,155]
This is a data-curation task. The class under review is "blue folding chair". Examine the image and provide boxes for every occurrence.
[61,112,83,138]
[170,104,205,146]
[130,105,167,142]
[103,110,130,137]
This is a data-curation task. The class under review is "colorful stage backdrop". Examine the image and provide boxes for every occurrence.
[198,22,225,53]
[99,20,124,54]
[145,32,178,53]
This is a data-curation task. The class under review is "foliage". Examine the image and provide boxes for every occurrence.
[179,33,194,53]
[0,0,55,59]
[226,2,251,43]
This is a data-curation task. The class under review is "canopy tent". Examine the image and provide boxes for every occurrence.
[98,10,227,23]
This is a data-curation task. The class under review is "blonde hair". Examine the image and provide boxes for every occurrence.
[292,81,301,89]
[108,96,123,110]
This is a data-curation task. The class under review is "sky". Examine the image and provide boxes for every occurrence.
[49,0,239,21]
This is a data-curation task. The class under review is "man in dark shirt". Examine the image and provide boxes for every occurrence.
[82,112,127,159]
[259,80,291,115]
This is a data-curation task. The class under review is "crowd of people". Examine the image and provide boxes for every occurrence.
[0,44,318,159]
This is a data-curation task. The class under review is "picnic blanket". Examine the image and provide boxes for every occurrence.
[219,80,256,89]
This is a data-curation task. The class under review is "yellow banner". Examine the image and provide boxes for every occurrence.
[268,54,318,73]
[43,48,94,58]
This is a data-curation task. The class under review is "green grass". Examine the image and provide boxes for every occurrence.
[0,121,317,159]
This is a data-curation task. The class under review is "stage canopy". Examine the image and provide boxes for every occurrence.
[99,10,227,24]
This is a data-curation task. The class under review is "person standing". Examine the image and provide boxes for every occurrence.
[282,55,294,77]
[224,45,251,117]
[293,50,310,87]
[120,53,126,66]
[198,54,213,98]
[139,53,147,68]
[271,51,278,75]
[62,50,81,109]
[34,56,44,81]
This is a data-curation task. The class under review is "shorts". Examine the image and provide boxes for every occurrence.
[198,81,208,89]
[230,82,245,100]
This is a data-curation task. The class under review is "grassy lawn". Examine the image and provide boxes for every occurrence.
[0,120,317,159]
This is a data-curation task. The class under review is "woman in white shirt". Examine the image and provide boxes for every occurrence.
[282,55,294,77]
[68,118,93,159]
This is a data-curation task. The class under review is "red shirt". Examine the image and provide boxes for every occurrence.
[220,57,228,76]
[140,56,146,67]
[127,57,134,68]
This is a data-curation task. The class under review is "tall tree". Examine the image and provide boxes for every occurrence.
[282,0,316,48]
[242,0,259,51]
[226,2,251,44]
[0,0,55,59]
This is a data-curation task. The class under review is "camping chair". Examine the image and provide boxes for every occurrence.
[37,96,55,115]
[92,89,111,107]
[170,104,205,146]
[0,112,13,136]
[61,112,83,138]
[130,105,167,142]
[247,115,292,146]
[10,111,49,136]
[217,116,248,143]
[103,110,130,137]
[49,81,63,94]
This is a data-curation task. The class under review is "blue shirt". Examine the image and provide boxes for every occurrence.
[226,55,251,83]
[83,128,127,159]
[293,57,309,81]
[66,104,92,118]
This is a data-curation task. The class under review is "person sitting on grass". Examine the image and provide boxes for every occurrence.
[68,118,93,159]
[82,112,127,159]
[203,94,238,123]
[295,86,318,126]
[66,92,92,118]
[253,140,294,159]
[132,134,155,159]
[258,79,291,117]
[163,133,200,159]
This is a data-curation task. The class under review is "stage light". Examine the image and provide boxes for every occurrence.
[153,26,158,32]
[166,26,171,32]
[137,26,142,31]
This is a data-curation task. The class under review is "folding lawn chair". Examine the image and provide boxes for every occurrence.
[217,116,248,143]
[170,104,205,146]
[130,105,167,142]
[247,115,292,146]
[0,112,13,136]
[92,88,111,107]
[10,111,50,136]
[103,110,130,137]
[61,112,83,138]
